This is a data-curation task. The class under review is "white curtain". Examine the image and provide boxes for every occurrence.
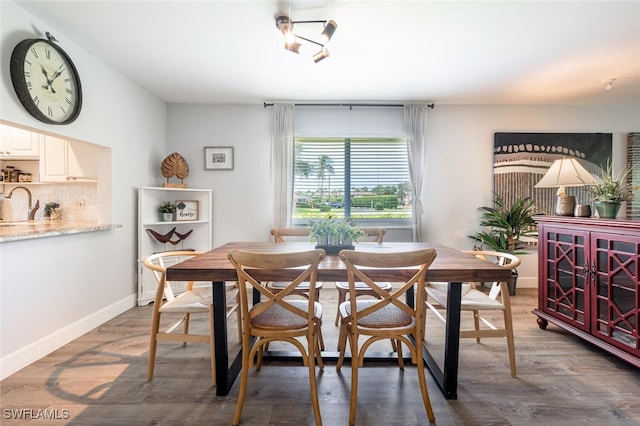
[404,104,430,242]
[271,103,295,228]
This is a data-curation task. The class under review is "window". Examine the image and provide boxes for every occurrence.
[292,137,412,227]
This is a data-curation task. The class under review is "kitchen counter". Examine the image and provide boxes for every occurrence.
[0,220,122,243]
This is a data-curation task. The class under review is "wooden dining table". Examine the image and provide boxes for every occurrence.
[166,241,512,399]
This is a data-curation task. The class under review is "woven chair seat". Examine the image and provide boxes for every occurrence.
[252,301,323,330]
[426,285,505,310]
[158,286,211,313]
[339,300,413,328]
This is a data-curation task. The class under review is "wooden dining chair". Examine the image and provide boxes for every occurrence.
[333,227,390,326]
[336,248,438,425]
[267,227,323,299]
[267,227,327,352]
[228,248,326,426]
[142,250,241,385]
[424,250,521,377]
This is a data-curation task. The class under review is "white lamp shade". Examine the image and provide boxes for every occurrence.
[535,157,599,189]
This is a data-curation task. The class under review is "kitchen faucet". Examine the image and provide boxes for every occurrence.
[4,186,40,220]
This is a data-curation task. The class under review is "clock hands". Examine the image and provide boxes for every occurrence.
[41,65,51,90]
[41,65,64,94]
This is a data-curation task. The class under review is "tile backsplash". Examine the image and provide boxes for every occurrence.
[1,182,98,222]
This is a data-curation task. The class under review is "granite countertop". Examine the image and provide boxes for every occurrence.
[0,220,122,243]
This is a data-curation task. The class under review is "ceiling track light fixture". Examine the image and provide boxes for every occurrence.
[275,15,337,63]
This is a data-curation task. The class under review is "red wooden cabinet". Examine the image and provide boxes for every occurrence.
[534,216,640,368]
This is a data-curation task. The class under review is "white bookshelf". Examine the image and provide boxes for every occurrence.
[137,186,212,305]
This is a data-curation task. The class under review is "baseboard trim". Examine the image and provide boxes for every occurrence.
[0,294,136,381]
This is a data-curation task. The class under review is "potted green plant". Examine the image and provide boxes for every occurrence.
[587,160,634,219]
[44,202,60,220]
[470,194,540,295]
[158,202,176,221]
[471,194,539,254]
[335,220,367,246]
[309,218,334,245]
[309,218,367,253]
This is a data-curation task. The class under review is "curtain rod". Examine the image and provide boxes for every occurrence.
[263,102,434,109]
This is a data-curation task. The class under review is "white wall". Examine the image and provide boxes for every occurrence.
[167,104,272,245]
[169,103,639,288]
[0,2,166,379]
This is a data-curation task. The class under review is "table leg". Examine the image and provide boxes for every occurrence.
[213,281,243,396]
[421,281,462,399]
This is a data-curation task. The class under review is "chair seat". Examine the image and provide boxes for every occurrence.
[426,286,505,310]
[252,300,323,330]
[427,281,472,295]
[157,286,210,313]
[339,300,413,328]
[335,281,392,291]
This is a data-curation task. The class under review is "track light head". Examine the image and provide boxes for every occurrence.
[285,41,301,54]
[313,47,330,63]
[275,15,291,32]
[321,20,337,42]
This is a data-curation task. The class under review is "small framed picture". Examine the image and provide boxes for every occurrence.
[204,146,234,170]
[175,200,199,221]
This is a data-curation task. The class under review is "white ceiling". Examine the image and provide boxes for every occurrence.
[14,0,640,106]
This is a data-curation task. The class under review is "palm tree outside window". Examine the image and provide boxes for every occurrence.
[292,137,413,228]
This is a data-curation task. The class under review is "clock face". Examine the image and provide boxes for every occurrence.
[10,39,82,125]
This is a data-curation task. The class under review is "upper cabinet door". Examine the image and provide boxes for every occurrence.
[67,140,98,180]
[39,135,68,182]
[0,125,39,158]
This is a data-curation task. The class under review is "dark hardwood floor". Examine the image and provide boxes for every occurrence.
[1,288,639,425]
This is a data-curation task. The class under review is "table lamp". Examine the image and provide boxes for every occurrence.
[535,157,598,216]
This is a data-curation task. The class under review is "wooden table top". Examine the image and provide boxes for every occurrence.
[166,241,513,284]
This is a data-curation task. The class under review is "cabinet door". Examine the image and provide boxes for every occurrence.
[39,136,68,181]
[67,140,98,179]
[591,232,640,355]
[540,226,591,332]
[0,125,39,157]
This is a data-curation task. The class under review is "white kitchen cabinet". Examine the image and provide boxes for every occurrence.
[137,186,213,305]
[0,125,39,158]
[67,140,98,179]
[39,136,68,181]
[40,136,98,182]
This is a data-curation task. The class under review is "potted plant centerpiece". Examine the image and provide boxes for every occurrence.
[470,194,540,295]
[310,218,367,254]
[158,202,176,221]
[587,160,634,219]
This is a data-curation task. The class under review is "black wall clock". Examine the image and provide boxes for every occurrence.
[10,32,82,125]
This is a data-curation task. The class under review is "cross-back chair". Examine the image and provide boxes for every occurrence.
[267,227,326,350]
[142,250,241,385]
[333,227,390,326]
[267,227,322,300]
[424,250,521,377]
[228,248,326,426]
[336,248,438,425]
